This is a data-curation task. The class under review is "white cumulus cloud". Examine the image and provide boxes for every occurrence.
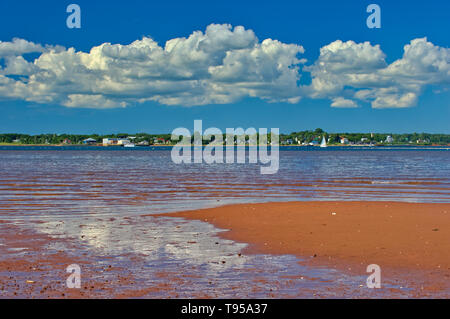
[307,37,450,108]
[0,24,305,108]
[0,25,448,110]
[331,97,358,108]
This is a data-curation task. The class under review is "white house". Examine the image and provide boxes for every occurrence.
[102,138,131,146]
[117,139,131,145]
[83,138,97,145]
[385,135,394,143]
[103,138,118,146]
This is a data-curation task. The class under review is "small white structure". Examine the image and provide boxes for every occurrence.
[340,137,349,144]
[385,135,394,143]
[103,138,118,146]
[103,138,131,146]
[83,138,97,145]
[117,139,131,146]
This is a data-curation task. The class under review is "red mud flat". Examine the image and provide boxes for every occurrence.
[165,201,450,297]
[0,218,227,299]
[0,220,155,299]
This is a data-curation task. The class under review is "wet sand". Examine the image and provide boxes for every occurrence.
[1,201,450,298]
[166,201,450,294]
[0,220,139,298]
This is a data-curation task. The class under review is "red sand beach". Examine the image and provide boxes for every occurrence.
[1,200,450,298]
[166,201,450,294]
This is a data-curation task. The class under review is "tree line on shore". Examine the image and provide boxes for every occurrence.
[0,129,449,145]
[284,129,450,145]
[0,133,170,145]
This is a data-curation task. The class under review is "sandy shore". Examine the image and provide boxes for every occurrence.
[2,201,449,298]
[166,201,450,294]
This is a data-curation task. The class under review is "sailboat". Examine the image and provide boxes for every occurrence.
[320,136,327,148]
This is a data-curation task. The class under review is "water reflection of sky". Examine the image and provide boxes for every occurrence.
[28,214,417,298]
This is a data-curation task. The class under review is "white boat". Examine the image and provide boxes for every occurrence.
[320,136,327,148]
[124,143,136,148]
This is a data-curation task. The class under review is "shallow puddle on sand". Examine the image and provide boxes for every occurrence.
[0,213,414,298]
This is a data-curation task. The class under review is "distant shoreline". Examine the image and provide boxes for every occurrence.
[2,130,450,147]
[1,143,449,148]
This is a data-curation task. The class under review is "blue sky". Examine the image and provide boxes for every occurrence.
[0,0,449,134]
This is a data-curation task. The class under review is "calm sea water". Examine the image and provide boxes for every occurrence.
[0,146,449,219]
